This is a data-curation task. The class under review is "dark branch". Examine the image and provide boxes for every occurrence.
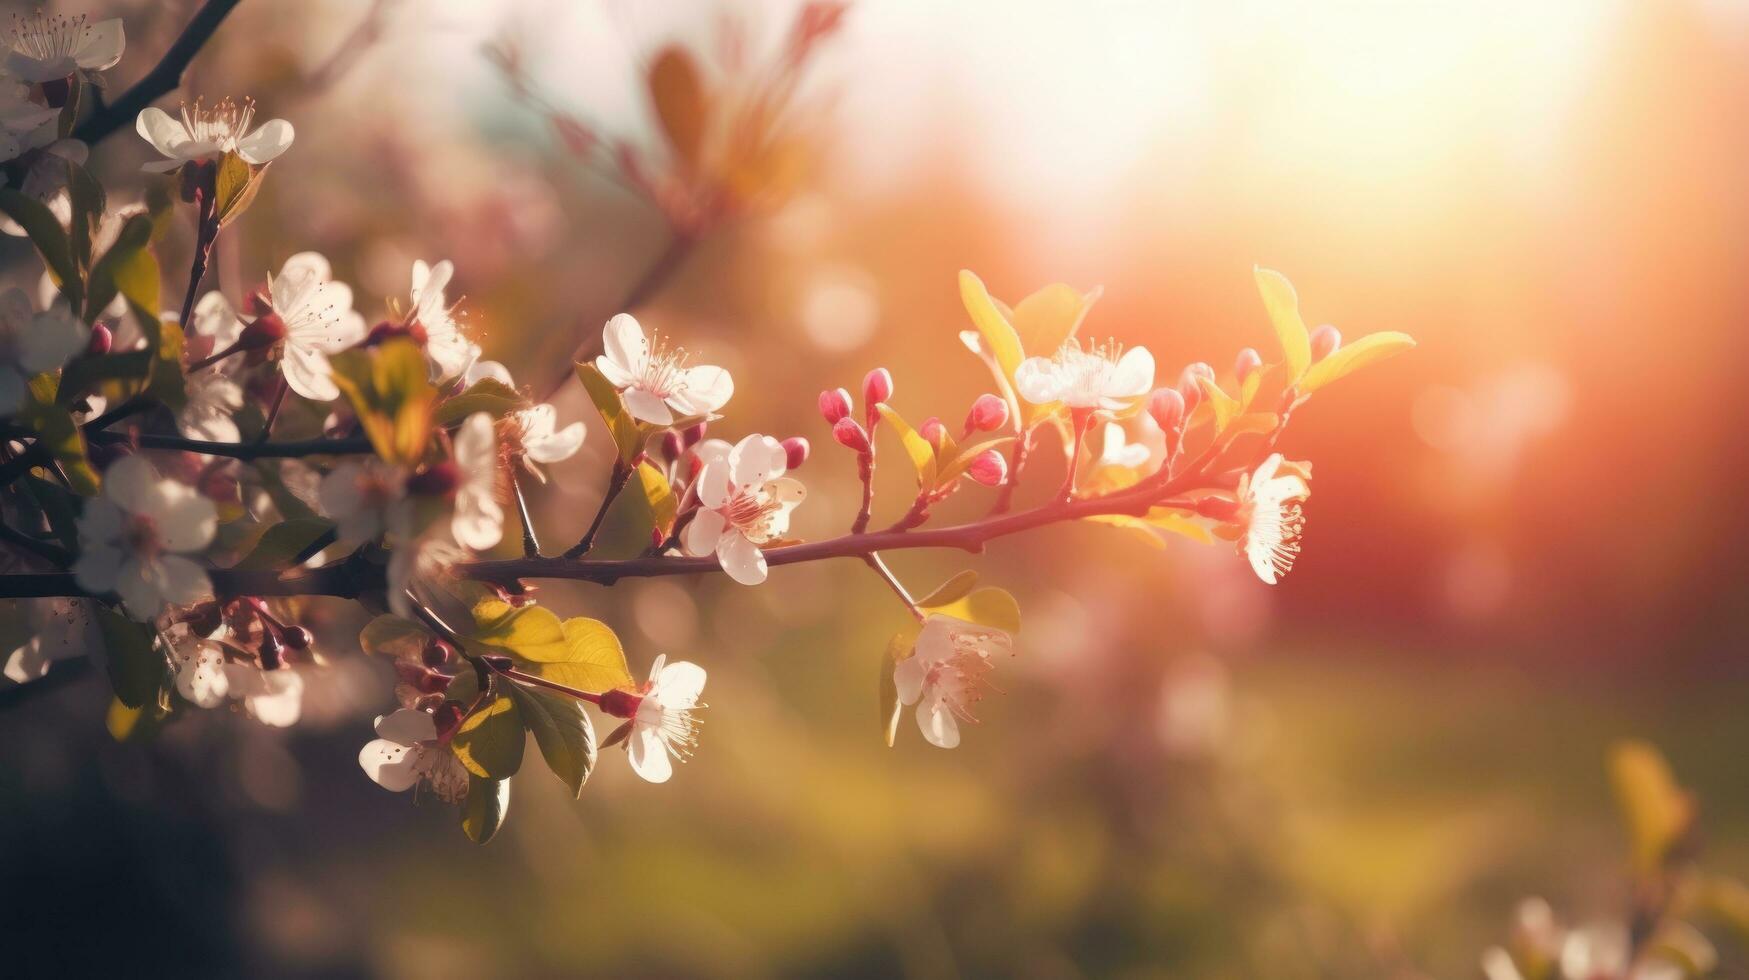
[87,430,375,460]
[73,0,247,146]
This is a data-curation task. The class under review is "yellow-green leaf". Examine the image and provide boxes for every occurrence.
[879,647,903,748]
[435,377,526,425]
[1254,266,1312,381]
[876,404,938,488]
[461,773,510,843]
[1009,282,1100,360]
[914,570,979,608]
[958,270,1025,384]
[235,517,333,570]
[213,151,264,227]
[359,615,431,660]
[1195,375,1239,433]
[920,586,1020,635]
[506,683,597,798]
[452,693,525,779]
[524,617,634,694]
[575,362,645,463]
[468,597,569,662]
[1609,739,1694,875]
[329,339,437,466]
[1299,331,1417,394]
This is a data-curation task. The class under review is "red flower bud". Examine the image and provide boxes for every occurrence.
[237,312,288,352]
[1310,324,1341,362]
[966,449,1008,487]
[659,429,684,462]
[832,417,872,454]
[1234,347,1262,384]
[965,393,1008,432]
[818,388,853,425]
[1177,362,1214,411]
[919,417,948,453]
[862,367,894,407]
[782,436,810,470]
[681,422,708,448]
[1147,387,1185,432]
[395,660,453,694]
[405,461,461,498]
[86,323,112,356]
[243,288,274,317]
[178,159,217,203]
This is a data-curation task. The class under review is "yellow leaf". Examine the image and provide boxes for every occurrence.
[575,363,645,463]
[460,774,510,843]
[1609,739,1695,875]
[1009,283,1100,361]
[1300,331,1417,394]
[1195,375,1239,433]
[649,46,708,172]
[452,694,524,779]
[914,570,979,608]
[1254,266,1312,381]
[468,597,569,662]
[876,404,938,488]
[525,617,635,694]
[958,270,1025,384]
[921,586,1020,634]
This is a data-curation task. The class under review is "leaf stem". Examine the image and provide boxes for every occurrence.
[562,459,633,558]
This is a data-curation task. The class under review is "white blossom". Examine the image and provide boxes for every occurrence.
[1235,453,1308,585]
[626,655,707,784]
[223,664,304,727]
[135,97,293,173]
[1014,338,1154,411]
[595,313,733,425]
[2,598,98,684]
[72,455,216,618]
[893,614,1014,749]
[452,412,503,551]
[258,252,366,401]
[4,13,123,83]
[681,434,804,585]
[318,459,409,543]
[408,260,478,383]
[358,708,469,801]
[0,80,58,163]
[0,287,86,412]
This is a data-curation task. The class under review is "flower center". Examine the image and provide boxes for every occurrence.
[1051,338,1123,393]
[926,649,998,725]
[722,486,783,540]
[123,512,162,558]
[637,334,692,398]
[638,701,704,761]
[10,12,89,62]
[1245,499,1305,579]
[179,96,256,150]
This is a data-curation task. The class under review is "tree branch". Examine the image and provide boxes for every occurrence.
[86,430,375,460]
[73,0,247,146]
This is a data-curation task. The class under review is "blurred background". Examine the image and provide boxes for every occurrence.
[4,0,1749,976]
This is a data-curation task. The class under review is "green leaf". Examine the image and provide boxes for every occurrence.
[359,615,432,660]
[96,605,164,709]
[585,461,677,559]
[235,518,334,570]
[56,73,82,140]
[0,187,77,296]
[467,595,570,662]
[461,774,510,843]
[452,691,525,779]
[914,570,979,608]
[920,586,1021,635]
[1610,739,1694,875]
[575,362,645,463]
[66,161,106,299]
[22,375,99,495]
[522,617,634,694]
[329,339,438,466]
[1254,266,1312,381]
[85,212,156,325]
[212,151,264,227]
[506,683,597,798]
[875,404,938,488]
[1299,331,1417,394]
[435,378,526,425]
[21,474,79,551]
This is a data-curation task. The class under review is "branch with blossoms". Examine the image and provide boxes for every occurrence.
[0,6,1414,843]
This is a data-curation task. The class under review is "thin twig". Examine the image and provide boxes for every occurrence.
[86,429,375,460]
[511,471,541,558]
[864,552,923,621]
[561,460,633,558]
[73,0,247,146]
[542,232,696,402]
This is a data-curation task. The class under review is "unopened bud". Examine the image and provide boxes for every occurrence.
[966,393,1008,433]
[1147,387,1185,432]
[659,429,684,462]
[257,633,284,670]
[1310,324,1341,362]
[280,625,312,651]
[832,417,871,454]
[818,388,853,425]
[862,367,894,407]
[237,312,288,352]
[187,602,223,637]
[1177,362,1214,411]
[434,702,466,738]
[919,417,948,453]
[422,637,455,668]
[782,436,810,471]
[599,688,643,719]
[681,422,707,448]
[86,323,112,356]
[1195,495,1241,522]
[967,449,1008,486]
[1234,347,1262,384]
[405,461,461,498]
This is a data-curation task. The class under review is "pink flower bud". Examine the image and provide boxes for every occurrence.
[1234,347,1262,383]
[237,312,288,352]
[782,436,810,470]
[434,702,465,739]
[1310,324,1342,362]
[919,416,948,453]
[406,461,461,498]
[659,430,684,462]
[1195,495,1240,522]
[832,417,872,454]
[965,393,1008,432]
[86,323,112,356]
[862,367,894,406]
[1177,362,1214,411]
[1147,387,1185,432]
[681,422,708,448]
[818,387,853,425]
[966,449,1008,487]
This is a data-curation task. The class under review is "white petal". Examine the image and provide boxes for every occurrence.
[695,460,732,509]
[175,646,230,708]
[600,313,647,378]
[654,660,706,707]
[375,708,438,745]
[1105,347,1155,399]
[156,493,217,551]
[134,107,189,158]
[152,555,212,605]
[682,507,726,557]
[716,532,768,586]
[113,557,163,615]
[918,700,961,748]
[465,360,514,387]
[669,365,733,416]
[74,19,126,71]
[244,669,304,727]
[1013,358,1061,405]
[237,119,294,165]
[71,547,121,594]
[280,343,340,401]
[103,454,160,513]
[358,738,422,792]
[728,434,785,487]
[893,655,926,705]
[524,419,585,464]
[621,386,673,425]
[627,726,673,783]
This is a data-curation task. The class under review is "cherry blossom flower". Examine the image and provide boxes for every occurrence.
[135,97,294,173]
[452,412,504,551]
[408,260,479,383]
[358,707,469,801]
[460,361,584,479]
[2,598,97,684]
[1234,453,1308,585]
[893,614,1015,749]
[0,287,86,411]
[176,293,246,441]
[1014,338,1154,412]
[72,455,216,617]
[4,13,123,83]
[624,655,707,784]
[462,360,513,387]
[318,458,410,543]
[682,434,805,585]
[0,80,59,163]
[595,313,733,425]
[223,664,304,727]
[169,625,231,708]
[256,252,366,401]
[1098,417,1165,473]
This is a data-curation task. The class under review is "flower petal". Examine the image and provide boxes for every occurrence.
[601,313,647,378]
[682,507,726,557]
[280,343,340,401]
[918,699,961,748]
[621,386,674,425]
[75,19,126,71]
[654,660,706,707]
[358,737,422,792]
[1013,357,1060,405]
[1106,347,1156,399]
[237,119,294,165]
[375,707,438,745]
[134,107,188,158]
[102,454,160,513]
[716,532,768,586]
[670,364,733,416]
[627,726,673,783]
